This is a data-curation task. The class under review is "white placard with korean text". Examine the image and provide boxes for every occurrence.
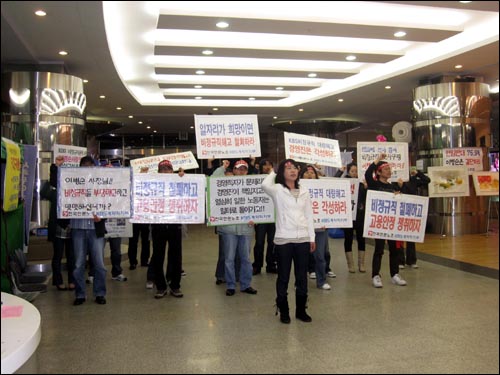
[471,172,499,196]
[443,148,483,174]
[301,178,352,228]
[195,114,261,159]
[57,167,131,218]
[363,190,429,243]
[53,144,87,167]
[130,151,199,173]
[207,175,274,226]
[357,142,409,182]
[427,166,470,198]
[284,132,342,168]
[131,174,206,224]
[105,219,133,238]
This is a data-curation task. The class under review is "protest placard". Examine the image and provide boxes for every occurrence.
[284,132,342,168]
[130,151,199,173]
[357,142,409,182]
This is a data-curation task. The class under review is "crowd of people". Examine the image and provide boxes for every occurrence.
[43,153,428,324]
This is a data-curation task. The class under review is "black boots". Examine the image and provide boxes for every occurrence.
[295,295,312,322]
[276,298,291,324]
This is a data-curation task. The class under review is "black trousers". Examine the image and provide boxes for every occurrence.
[151,224,182,290]
[253,223,276,270]
[398,242,417,265]
[342,218,366,252]
[275,242,309,301]
[372,239,399,277]
[128,223,150,266]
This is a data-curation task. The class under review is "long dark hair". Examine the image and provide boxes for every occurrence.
[299,164,319,179]
[276,159,300,190]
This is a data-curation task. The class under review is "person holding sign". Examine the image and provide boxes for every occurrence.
[71,156,108,305]
[262,159,316,324]
[217,160,258,297]
[397,168,431,269]
[365,154,407,288]
[300,165,331,291]
[151,160,185,299]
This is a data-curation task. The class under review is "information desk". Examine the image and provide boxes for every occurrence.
[1,292,41,374]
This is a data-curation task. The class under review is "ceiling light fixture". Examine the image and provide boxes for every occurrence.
[338,98,344,102]
[308,73,317,78]
[346,55,357,61]
[202,50,214,55]
[83,79,89,83]
[454,64,463,69]
[216,21,229,29]
[99,95,106,99]
[194,85,203,89]
[195,70,205,75]
[213,107,219,111]
[116,107,122,110]
[394,31,407,38]
[58,51,68,56]
[385,86,392,89]
[35,10,46,17]
[276,87,284,90]
[298,108,304,112]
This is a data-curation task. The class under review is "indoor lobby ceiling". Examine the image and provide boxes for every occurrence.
[1,1,498,136]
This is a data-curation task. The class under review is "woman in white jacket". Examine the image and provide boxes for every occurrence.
[262,159,316,324]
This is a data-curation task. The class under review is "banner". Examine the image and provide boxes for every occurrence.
[20,145,37,246]
[58,167,131,218]
[130,151,199,173]
[357,142,409,182]
[427,166,470,198]
[363,190,429,243]
[301,178,352,228]
[284,132,342,168]
[2,137,21,212]
[195,114,261,159]
[207,175,274,226]
[131,174,206,224]
[53,144,87,167]
[471,172,499,196]
[443,148,483,174]
[105,218,133,238]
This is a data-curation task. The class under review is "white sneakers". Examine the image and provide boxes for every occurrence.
[309,272,316,279]
[327,271,337,278]
[399,264,405,269]
[410,264,419,269]
[146,281,154,289]
[319,283,331,290]
[372,275,383,288]
[112,274,127,282]
[391,273,407,286]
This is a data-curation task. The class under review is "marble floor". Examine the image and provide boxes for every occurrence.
[20,225,500,373]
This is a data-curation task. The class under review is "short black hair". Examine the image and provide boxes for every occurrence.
[79,156,95,167]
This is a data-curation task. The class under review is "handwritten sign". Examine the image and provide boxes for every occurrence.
[471,172,499,196]
[208,175,274,226]
[443,148,483,174]
[131,174,206,224]
[284,132,342,168]
[195,114,261,159]
[53,144,87,167]
[58,167,131,218]
[363,190,429,243]
[130,151,199,173]
[357,142,409,182]
[2,137,21,212]
[301,178,352,228]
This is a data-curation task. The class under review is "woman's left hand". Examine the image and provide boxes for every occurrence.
[310,242,316,253]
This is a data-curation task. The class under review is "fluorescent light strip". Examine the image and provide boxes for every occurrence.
[154,1,469,29]
[153,29,413,54]
[150,55,363,72]
[162,88,289,97]
[155,74,326,86]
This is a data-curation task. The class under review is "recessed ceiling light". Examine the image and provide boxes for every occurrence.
[308,73,317,78]
[213,107,219,111]
[298,108,304,112]
[216,21,229,29]
[147,126,151,129]
[190,126,194,129]
[273,116,278,119]
[455,64,463,69]
[83,79,89,83]
[194,85,203,89]
[35,10,46,16]
[338,98,344,102]
[153,130,157,133]
[385,85,392,89]
[99,95,106,99]
[116,107,122,110]
[202,50,213,55]
[138,121,143,124]
[128,115,134,118]
[249,97,255,100]
[394,31,407,38]
[346,55,357,61]
[58,51,68,56]
[196,70,205,75]
[276,87,284,90]
[195,96,202,99]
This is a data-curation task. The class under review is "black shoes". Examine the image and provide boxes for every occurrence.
[215,279,225,285]
[252,268,261,275]
[242,287,258,295]
[95,296,107,305]
[129,264,137,270]
[73,298,86,306]
[266,267,278,274]
[226,289,235,296]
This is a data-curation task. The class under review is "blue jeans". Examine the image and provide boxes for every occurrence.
[221,233,253,290]
[215,234,240,281]
[72,229,106,299]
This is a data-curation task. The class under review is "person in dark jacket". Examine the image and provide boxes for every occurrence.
[397,168,431,269]
[336,163,368,273]
[365,153,406,288]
